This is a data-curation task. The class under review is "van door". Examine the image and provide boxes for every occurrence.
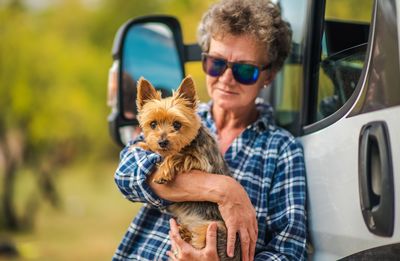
[275,0,400,259]
[108,0,400,259]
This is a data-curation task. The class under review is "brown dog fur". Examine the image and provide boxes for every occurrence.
[135,76,241,260]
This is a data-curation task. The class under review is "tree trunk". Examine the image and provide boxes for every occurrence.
[1,140,19,231]
[0,128,25,231]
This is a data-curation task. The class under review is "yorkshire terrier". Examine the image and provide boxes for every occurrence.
[135,75,241,260]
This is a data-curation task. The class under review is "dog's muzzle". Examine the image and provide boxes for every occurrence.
[158,139,169,149]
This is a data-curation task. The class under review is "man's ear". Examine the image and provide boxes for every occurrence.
[136,77,161,111]
[175,75,198,108]
[264,69,278,86]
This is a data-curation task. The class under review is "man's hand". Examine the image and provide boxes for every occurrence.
[148,171,258,261]
[218,178,258,261]
[167,219,220,261]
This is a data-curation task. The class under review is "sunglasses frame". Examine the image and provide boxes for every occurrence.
[201,53,270,85]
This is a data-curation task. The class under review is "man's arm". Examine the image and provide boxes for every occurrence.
[114,139,171,209]
[147,170,229,203]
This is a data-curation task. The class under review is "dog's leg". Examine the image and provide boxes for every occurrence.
[152,156,177,184]
[134,141,151,151]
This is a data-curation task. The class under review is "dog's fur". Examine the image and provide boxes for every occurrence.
[135,76,241,260]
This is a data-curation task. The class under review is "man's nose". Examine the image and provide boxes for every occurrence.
[218,67,236,85]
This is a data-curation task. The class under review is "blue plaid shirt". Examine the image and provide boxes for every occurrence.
[113,101,307,260]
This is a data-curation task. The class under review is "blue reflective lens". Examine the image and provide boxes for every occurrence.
[202,54,266,85]
[232,63,259,84]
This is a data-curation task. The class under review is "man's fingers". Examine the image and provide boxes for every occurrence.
[249,234,256,261]
[169,232,177,249]
[249,228,257,261]
[170,218,179,233]
[240,230,251,261]
[169,231,186,248]
[226,227,237,258]
[169,219,185,246]
[248,214,258,261]
[205,222,217,250]
[166,250,177,261]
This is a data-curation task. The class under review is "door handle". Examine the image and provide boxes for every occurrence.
[359,121,394,237]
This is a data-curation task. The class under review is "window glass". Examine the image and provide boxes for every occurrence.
[121,23,183,120]
[349,0,400,115]
[270,0,308,135]
[315,0,373,121]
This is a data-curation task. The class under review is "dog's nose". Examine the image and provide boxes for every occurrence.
[158,139,169,148]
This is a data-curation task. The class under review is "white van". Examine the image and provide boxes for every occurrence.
[107,0,400,259]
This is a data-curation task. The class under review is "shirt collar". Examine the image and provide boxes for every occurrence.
[197,98,275,133]
[253,98,275,132]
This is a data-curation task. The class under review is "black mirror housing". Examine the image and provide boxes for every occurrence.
[107,15,190,147]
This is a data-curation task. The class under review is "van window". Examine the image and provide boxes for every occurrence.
[315,0,373,121]
[270,0,308,135]
[258,0,374,134]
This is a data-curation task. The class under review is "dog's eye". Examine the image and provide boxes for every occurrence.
[173,121,182,131]
[150,121,157,129]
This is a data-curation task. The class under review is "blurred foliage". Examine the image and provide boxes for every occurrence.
[161,0,215,100]
[0,0,214,162]
[0,0,212,235]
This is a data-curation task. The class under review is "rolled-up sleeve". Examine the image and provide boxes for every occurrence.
[114,139,172,209]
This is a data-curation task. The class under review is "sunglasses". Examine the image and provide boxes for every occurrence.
[201,53,269,85]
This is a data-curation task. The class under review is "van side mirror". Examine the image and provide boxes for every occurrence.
[107,16,193,146]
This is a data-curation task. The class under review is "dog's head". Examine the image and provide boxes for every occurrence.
[136,76,201,156]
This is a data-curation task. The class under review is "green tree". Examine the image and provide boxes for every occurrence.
[0,1,170,257]
[0,0,211,235]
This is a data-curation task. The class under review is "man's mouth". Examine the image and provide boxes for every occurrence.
[216,88,239,95]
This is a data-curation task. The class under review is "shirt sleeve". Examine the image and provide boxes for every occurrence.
[255,138,307,260]
[114,137,172,209]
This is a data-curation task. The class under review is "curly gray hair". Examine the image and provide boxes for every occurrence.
[197,0,292,73]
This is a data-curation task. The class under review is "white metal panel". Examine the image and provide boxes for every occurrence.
[301,106,400,260]
[397,0,400,65]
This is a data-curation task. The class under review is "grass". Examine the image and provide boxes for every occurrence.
[0,159,142,261]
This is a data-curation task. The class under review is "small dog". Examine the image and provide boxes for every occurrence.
[135,76,241,260]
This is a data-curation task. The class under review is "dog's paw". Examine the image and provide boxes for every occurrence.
[135,141,150,151]
[152,174,174,184]
[152,168,174,184]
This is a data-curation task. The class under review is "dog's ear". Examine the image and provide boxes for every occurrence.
[175,75,198,108]
[137,77,161,110]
